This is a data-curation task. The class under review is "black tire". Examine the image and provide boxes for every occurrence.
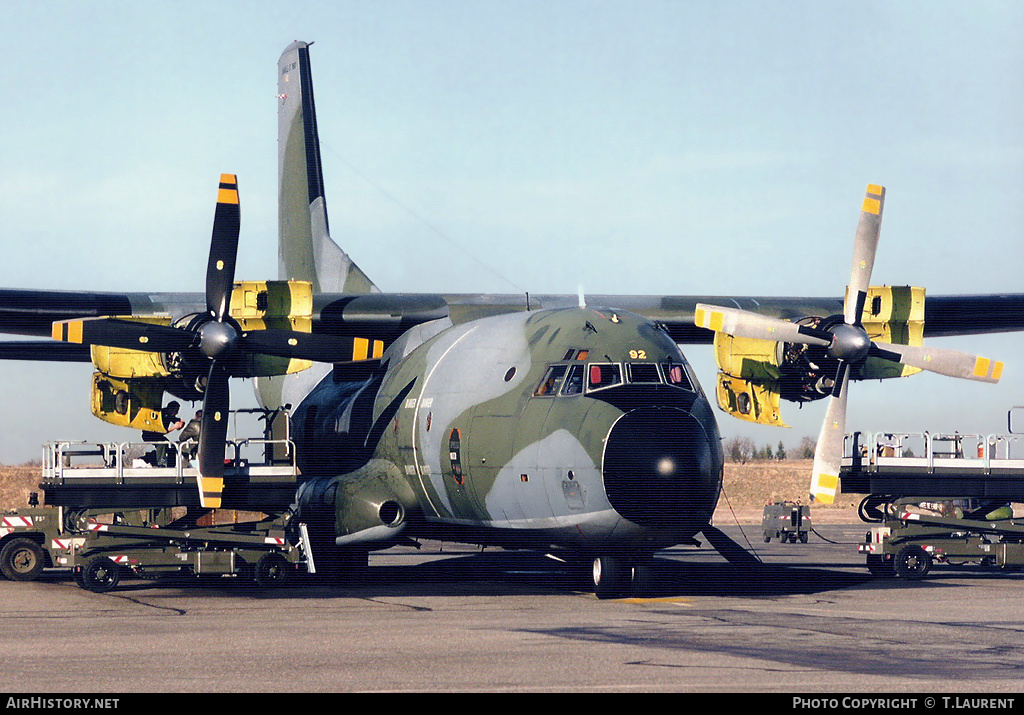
[866,554,895,578]
[82,557,120,593]
[894,545,932,580]
[254,553,292,588]
[629,561,655,597]
[592,556,630,599]
[0,538,46,581]
[763,533,772,543]
[799,532,809,544]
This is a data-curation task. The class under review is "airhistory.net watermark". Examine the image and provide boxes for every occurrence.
[5,698,119,710]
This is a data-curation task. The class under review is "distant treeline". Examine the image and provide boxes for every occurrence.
[723,436,816,463]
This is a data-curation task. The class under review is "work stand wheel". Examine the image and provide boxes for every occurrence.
[81,557,121,593]
[0,538,46,582]
[254,552,292,588]
[894,545,932,580]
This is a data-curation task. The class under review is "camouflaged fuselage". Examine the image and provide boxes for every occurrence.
[290,307,723,557]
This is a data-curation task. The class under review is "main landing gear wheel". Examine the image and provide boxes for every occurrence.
[0,537,46,581]
[591,556,654,599]
[894,545,932,580]
[592,556,629,599]
[81,557,121,593]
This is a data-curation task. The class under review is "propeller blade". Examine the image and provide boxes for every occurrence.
[844,184,885,326]
[52,317,194,353]
[694,304,831,346]
[241,330,384,363]
[0,341,93,362]
[206,174,241,322]
[810,369,849,504]
[829,360,849,398]
[870,341,1004,383]
[195,364,230,508]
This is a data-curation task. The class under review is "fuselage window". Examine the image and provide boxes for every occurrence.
[661,362,693,390]
[534,364,568,396]
[561,364,585,395]
[626,362,661,383]
[587,363,621,391]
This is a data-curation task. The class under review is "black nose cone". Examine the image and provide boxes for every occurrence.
[602,407,718,530]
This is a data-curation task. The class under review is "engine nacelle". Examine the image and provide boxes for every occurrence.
[294,459,419,549]
[712,286,925,426]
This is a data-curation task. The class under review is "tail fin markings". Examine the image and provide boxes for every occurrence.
[278,41,377,294]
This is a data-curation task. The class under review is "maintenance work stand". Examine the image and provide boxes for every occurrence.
[0,408,312,592]
[841,422,1024,579]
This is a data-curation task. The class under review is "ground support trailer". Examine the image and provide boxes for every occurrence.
[840,430,1024,579]
[1,505,309,591]
[761,502,811,543]
[0,410,313,591]
[68,511,311,592]
[858,498,1024,579]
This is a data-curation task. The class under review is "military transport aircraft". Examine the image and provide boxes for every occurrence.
[1,41,1021,598]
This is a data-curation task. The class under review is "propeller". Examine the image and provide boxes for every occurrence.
[695,184,1004,504]
[51,175,377,507]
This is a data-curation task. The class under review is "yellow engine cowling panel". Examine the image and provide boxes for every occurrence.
[90,373,169,431]
[715,374,789,428]
[712,332,786,426]
[230,280,313,376]
[713,332,780,381]
[857,285,925,380]
[230,280,312,326]
[89,317,173,379]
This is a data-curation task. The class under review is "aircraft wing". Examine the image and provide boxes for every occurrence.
[2,288,1021,362]
[311,291,1024,343]
[0,288,205,361]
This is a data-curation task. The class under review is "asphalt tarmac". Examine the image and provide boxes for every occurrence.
[2,522,1024,694]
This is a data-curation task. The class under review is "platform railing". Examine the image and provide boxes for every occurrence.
[842,432,1024,474]
[42,438,296,485]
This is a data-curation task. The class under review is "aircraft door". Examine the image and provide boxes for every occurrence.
[463,410,521,520]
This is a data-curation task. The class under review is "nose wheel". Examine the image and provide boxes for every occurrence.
[591,555,653,599]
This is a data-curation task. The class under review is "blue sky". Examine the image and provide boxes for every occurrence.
[1,1,1022,464]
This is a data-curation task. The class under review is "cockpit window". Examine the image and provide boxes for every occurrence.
[534,358,694,397]
[534,365,568,396]
[587,363,622,391]
[562,364,585,395]
[661,362,693,390]
[627,362,661,383]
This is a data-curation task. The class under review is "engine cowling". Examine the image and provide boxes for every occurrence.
[711,286,925,426]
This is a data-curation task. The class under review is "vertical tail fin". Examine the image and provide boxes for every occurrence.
[278,41,377,294]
